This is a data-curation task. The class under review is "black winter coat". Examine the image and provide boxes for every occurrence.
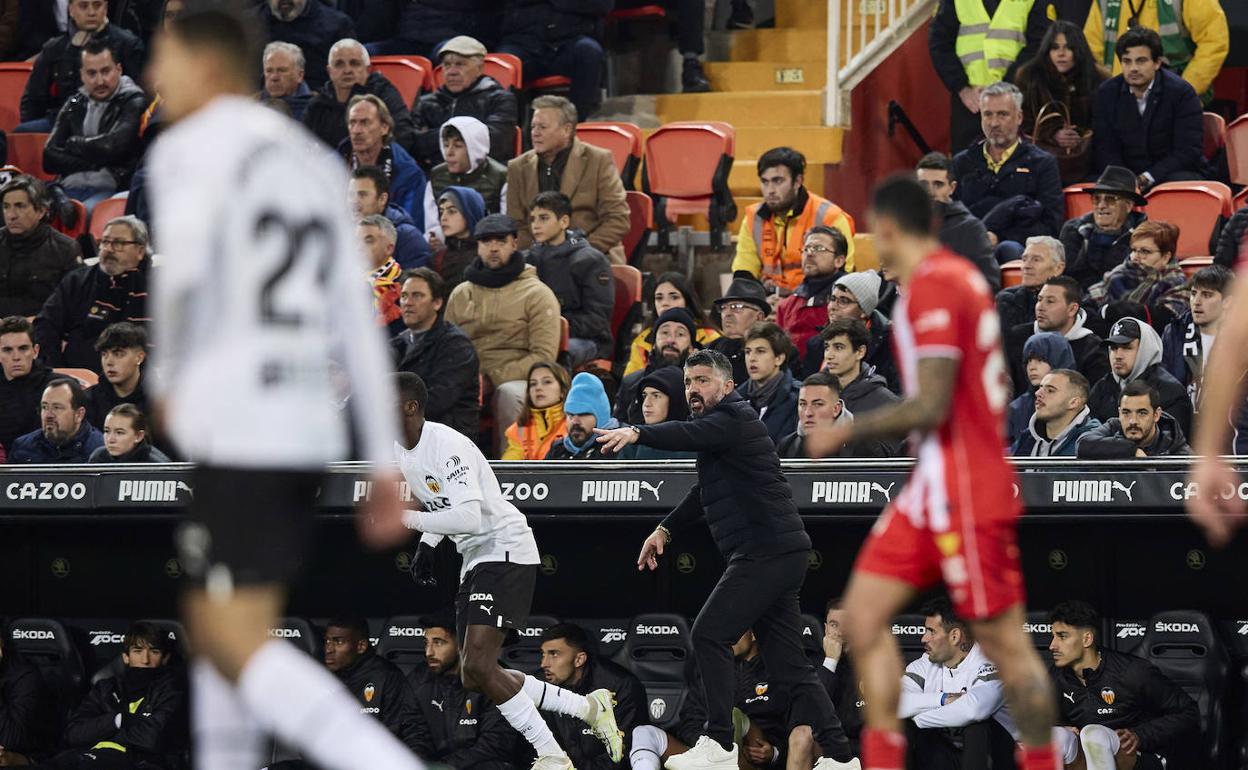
[708,336,746,385]
[408,667,518,768]
[1092,69,1207,185]
[33,260,151,373]
[62,666,188,768]
[259,1,355,89]
[302,73,417,154]
[840,366,899,417]
[526,232,614,358]
[803,310,899,392]
[336,652,433,757]
[396,0,501,54]
[1214,206,1247,269]
[501,0,612,45]
[541,659,646,770]
[938,199,1000,292]
[85,374,149,431]
[1060,211,1146,290]
[952,140,1064,244]
[0,223,81,317]
[736,369,799,445]
[1076,412,1191,458]
[390,320,480,438]
[44,80,148,189]
[0,653,52,757]
[1087,363,1192,437]
[639,390,811,559]
[412,77,519,169]
[20,24,144,124]
[0,360,54,452]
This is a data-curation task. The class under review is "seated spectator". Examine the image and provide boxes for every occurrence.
[708,277,769,386]
[1162,264,1231,408]
[370,0,500,61]
[818,599,863,756]
[1088,220,1188,330]
[776,226,848,354]
[423,118,509,240]
[431,186,485,291]
[359,214,405,336]
[1006,332,1075,446]
[0,623,52,764]
[1059,166,1147,290]
[776,372,886,459]
[1091,27,1209,191]
[304,39,416,155]
[498,3,609,123]
[1087,316,1191,434]
[9,377,104,463]
[737,321,800,444]
[525,191,613,367]
[819,318,899,422]
[323,617,433,757]
[619,366,696,461]
[732,147,857,294]
[391,268,480,439]
[1012,21,1107,184]
[445,214,560,454]
[1006,276,1109,392]
[260,0,355,90]
[43,40,147,212]
[506,97,629,261]
[0,316,55,453]
[502,360,570,460]
[0,176,81,318]
[1079,381,1191,457]
[805,271,898,390]
[544,372,619,460]
[258,41,312,121]
[996,235,1065,335]
[411,37,519,170]
[85,321,147,429]
[1213,203,1247,270]
[89,403,170,463]
[624,272,720,378]
[916,152,1000,291]
[538,623,645,769]
[19,0,144,131]
[339,94,425,228]
[349,165,430,270]
[615,307,699,425]
[952,81,1064,261]
[1011,369,1100,457]
[1047,600,1199,768]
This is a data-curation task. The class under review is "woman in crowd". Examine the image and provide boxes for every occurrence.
[623,272,720,377]
[501,361,571,460]
[620,366,696,461]
[1089,221,1189,331]
[88,404,170,463]
[429,186,485,291]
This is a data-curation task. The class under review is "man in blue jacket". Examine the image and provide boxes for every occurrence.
[9,377,104,463]
[1011,369,1100,457]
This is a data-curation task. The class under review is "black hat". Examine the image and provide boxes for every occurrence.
[714,276,770,315]
[1105,317,1143,345]
[1089,166,1147,206]
[650,307,698,343]
[473,213,518,239]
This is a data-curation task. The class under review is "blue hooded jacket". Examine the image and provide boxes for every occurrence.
[1006,332,1075,446]
[440,185,486,234]
[384,204,431,270]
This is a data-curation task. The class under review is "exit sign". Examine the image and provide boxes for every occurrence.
[775,68,805,84]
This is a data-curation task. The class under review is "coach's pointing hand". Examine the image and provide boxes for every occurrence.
[637,527,668,571]
[595,425,640,454]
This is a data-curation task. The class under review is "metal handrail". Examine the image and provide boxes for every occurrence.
[825,0,938,126]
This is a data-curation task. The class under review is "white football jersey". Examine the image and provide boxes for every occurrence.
[148,96,397,468]
[395,421,539,578]
[899,643,1016,735]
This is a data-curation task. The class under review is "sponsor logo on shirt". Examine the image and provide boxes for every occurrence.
[580,479,664,502]
[811,481,894,504]
[1051,479,1135,503]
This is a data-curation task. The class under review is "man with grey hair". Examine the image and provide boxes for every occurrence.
[995,235,1066,333]
[302,38,416,153]
[359,214,406,335]
[258,41,311,120]
[260,0,355,89]
[32,215,151,373]
[951,81,1063,263]
[337,94,426,227]
[0,175,82,318]
[412,35,519,169]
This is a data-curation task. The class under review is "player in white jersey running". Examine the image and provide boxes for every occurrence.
[393,372,624,770]
[146,3,420,769]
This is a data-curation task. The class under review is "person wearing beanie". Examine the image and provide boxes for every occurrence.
[615,306,701,425]
[1005,332,1075,448]
[624,272,721,377]
[708,276,771,386]
[502,361,570,460]
[775,226,849,354]
[545,372,620,460]
[432,186,487,291]
[803,271,898,392]
[620,366,696,461]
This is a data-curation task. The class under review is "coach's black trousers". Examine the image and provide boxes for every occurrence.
[691,549,853,761]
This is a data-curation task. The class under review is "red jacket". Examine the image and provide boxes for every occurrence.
[776,272,842,353]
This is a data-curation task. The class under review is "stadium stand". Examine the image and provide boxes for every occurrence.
[0,62,32,133]
[1145,181,1236,257]
[88,196,129,241]
[370,56,432,107]
[622,189,654,265]
[7,132,53,181]
[577,121,645,190]
[641,120,737,250]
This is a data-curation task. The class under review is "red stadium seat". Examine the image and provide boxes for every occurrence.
[7,132,52,181]
[53,368,99,387]
[608,5,667,22]
[1144,181,1234,258]
[0,62,33,133]
[433,53,522,91]
[1228,115,1248,186]
[53,199,87,240]
[1180,256,1213,280]
[610,264,642,340]
[90,197,128,241]
[1202,112,1226,160]
[1001,259,1023,288]
[1234,186,1247,212]
[559,316,570,357]
[1063,184,1095,220]
[578,122,643,189]
[369,57,429,106]
[622,190,653,264]
[641,121,737,247]
[527,75,571,92]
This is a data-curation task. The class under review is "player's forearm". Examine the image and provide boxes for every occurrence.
[403,500,482,535]
[1193,300,1248,455]
[846,396,943,445]
[898,690,942,718]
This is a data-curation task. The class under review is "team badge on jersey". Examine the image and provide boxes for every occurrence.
[364,684,376,703]
[755,683,769,696]
[425,475,441,494]
[465,700,473,715]
[1100,687,1115,705]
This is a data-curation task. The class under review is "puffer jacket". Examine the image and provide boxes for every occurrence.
[390,319,480,438]
[502,402,566,460]
[413,77,519,169]
[1076,411,1192,458]
[335,651,433,756]
[1060,210,1147,290]
[9,420,104,463]
[0,223,81,317]
[302,72,417,154]
[61,665,187,769]
[408,666,518,768]
[540,658,646,770]
[526,231,614,358]
[44,75,148,190]
[20,23,144,124]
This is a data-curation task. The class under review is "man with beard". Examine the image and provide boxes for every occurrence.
[1077,381,1191,458]
[260,0,354,89]
[544,372,619,460]
[614,307,698,425]
[1011,369,1101,457]
[9,377,103,463]
[708,277,770,386]
[1086,317,1191,435]
[1005,275,1108,393]
[776,226,848,353]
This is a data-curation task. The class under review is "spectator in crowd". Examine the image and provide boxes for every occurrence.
[339,94,425,227]
[1162,264,1231,409]
[996,235,1067,334]
[258,41,312,121]
[445,213,560,453]
[369,0,499,60]
[411,37,519,170]
[818,599,863,757]
[13,0,59,61]
[544,372,620,460]
[260,0,355,89]
[1087,316,1191,434]
[9,377,104,463]
[900,599,1016,769]
[89,402,169,462]
[1006,332,1075,446]
[732,147,857,294]
[350,165,430,270]
[1089,220,1188,329]
[619,366,696,461]
[953,81,1064,262]
[1047,600,1200,768]
[506,96,629,261]
[1083,0,1227,106]
[19,0,144,131]
[819,318,899,422]
[1214,201,1247,270]
[1091,27,1208,191]
[1006,276,1109,392]
[53,621,187,769]
[422,118,509,240]
[391,268,480,439]
[915,152,1000,291]
[624,272,720,377]
[0,618,52,764]
[498,1,609,123]
[502,360,569,460]
[708,276,769,386]
[304,40,417,155]
[84,320,147,429]
[525,191,614,367]
[927,0,1048,152]
[805,271,898,391]
[409,615,520,768]
[1012,21,1107,184]
[538,623,646,769]
[1060,165,1147,290]
[615,306,700,425]
[0,176,81,319]
[0,316,54,453]
[1078,380,1191,457]
[359,215,406,336]
[612,0,710,91]
[323,617,434,757]
[737,321,800,444]
[776,372,886,459]
[776,226,848,354]
[431,186,486,291]
[1011,369,1100,456]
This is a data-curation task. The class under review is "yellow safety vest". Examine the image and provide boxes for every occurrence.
[954,0,1036,86]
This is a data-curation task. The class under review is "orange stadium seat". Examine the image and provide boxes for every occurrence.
[622,190,653,264]
[852,233,879,273]
[1063,184,1095,220]
[641,121,737,248]
[7,132,52,181]
[369,57,429,106]
[1180,256,1213,280]
[1227,115,1248,186]
[1234,186,1247,212]
[558,317,570,366]
[527,75,572,96]
[0,62,33,133]
[578,121,643,189]
[1001,259,1023,287]
[610,264,643,339]
[433,53,522,91]
[1202,112,1226,160]
[54,199,87,240]
[53,368,98,387]
[608,5,667,22]
[90,197,128,240]
[1145,181,1234,258]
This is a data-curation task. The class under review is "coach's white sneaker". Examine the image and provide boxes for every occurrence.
[584,688,625,762]
[665,736,738,770]
[530,754,575,770]
[814,757,862,770]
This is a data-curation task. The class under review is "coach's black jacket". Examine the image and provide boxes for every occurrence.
[1051,650,1199,756]
[62,665,188,769]
[638,390,811,559]
[336,651,434,758]
[538,659,646,770]
[408,666,519,768]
